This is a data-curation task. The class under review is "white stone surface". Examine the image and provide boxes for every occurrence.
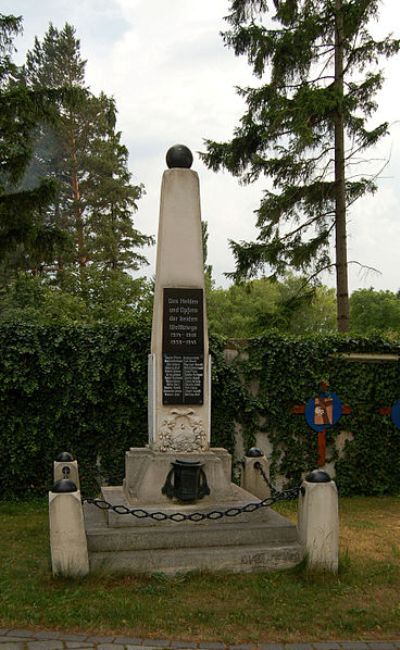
[150,167,210,451]
[123,447,239,505]
[240,455,271,500]
[49,490,89,577]
[297,479,339,572]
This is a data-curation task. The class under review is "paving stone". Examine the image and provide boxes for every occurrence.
[313,644,341,650]
[97,645,125,650]
[230,645,255,650]
[366,644,396,650]
[125,646,147,650]
[65,644,94,648]
[5,631,32,639]
[259,644,284,650]
[0,638,32,643]
[0,643,25,650]
[170,643,197,649]
[114,639,145,646]
[0,631,11,636]
[198,644,226,649]
[339,644,369,650]
[58,636,89,643]
[0,639,23,643]
[35,632,66,640]
[284,645,313,650]
[86,638,115,644]
[143,642,173,648]
[26,642,64,649]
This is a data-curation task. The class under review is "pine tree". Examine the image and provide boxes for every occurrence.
[81,93,148,272]
[0,14,64,270]
[201,0,399,332]
[23,23,151,278]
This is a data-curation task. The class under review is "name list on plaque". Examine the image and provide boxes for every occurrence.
[162,288,204,405]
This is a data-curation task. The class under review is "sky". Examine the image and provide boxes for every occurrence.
[4,0,400,293]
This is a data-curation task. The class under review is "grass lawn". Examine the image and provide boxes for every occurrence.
[0,497,399,643]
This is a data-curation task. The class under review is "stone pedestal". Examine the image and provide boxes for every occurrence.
[240,454,271,500]
[49,491,89,577]
[298,478,339,572]
[123,447,233,504]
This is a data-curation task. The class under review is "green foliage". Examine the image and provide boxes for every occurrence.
[0,324,150,498]
[201,0,400,329]
[210,334,256,454]
[0,325,248,498]
[0,14,67,264]
[207,276,337,337]
[0,324,399,498]
[350,288,400,335]
[1,18,148,286]
[20,23,152,276]
[234,333,400,495]
[0,272,154,325]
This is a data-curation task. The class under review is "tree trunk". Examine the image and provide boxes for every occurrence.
[68,125,86,270]
[334,0,350,332]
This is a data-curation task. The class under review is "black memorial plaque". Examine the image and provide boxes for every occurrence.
[162,288,204,405]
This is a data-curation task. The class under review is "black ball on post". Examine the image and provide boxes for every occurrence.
[56,451,74,462]
[305,469,331,483]
[166,144,193,169]
[52,478,77,493]
[246,447,264,458]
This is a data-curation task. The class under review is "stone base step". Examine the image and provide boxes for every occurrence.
[84,500,303,575]
[85,504,298,552]
[88,541,304,575]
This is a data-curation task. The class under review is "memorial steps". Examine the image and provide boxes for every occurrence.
[83,494,304,575]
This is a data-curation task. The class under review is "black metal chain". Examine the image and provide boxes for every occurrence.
[253,460,280,495]
[82,485,300,523]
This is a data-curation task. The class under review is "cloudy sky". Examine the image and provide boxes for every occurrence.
[4,0,400,292]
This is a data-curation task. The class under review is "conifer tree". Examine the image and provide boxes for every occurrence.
[0,14,64,269]
[202,0,399,331]
[23,23,150,278]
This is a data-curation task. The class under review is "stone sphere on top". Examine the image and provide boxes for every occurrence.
[166,144,193,169]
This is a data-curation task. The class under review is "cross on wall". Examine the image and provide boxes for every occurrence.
[292,381,351,467]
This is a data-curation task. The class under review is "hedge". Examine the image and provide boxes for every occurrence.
[0,325,399,498]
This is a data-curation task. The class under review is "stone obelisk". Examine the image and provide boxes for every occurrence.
[148,144,210,453]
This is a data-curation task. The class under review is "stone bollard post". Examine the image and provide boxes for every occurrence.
[240,448,271,500]
[298,469,339,573]
[49,476,89,577]
[53,451,80,490]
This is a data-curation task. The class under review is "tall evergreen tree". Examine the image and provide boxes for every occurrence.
[23,23,150,278]
[0,14,64,270]
[201,0,399,332]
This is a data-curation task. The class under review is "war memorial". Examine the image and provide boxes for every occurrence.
[49,146,338,577]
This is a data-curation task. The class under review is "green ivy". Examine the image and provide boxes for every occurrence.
[233,333,400,495]
[0,326,399,499]
[0,325,249,499]
[0,324,150,498]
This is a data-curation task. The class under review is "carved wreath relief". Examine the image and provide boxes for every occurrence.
[157,408,207,452]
